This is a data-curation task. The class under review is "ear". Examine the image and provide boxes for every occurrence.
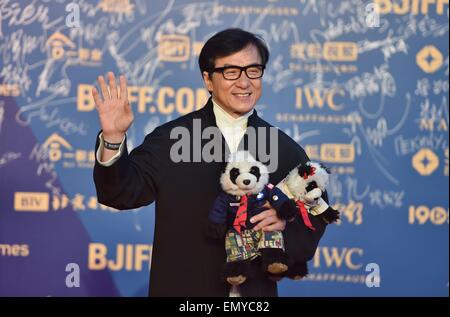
[202,71,214,93]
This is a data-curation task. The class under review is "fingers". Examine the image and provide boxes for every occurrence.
[92,86,102,108]
[251,208,277,231]
[119,75,128,100]
[250,208,286,232]
[262,219,286,232]
[108,72,118,99]
[98,75,110,100]
[252,216,278,231]
[250,208,276,224]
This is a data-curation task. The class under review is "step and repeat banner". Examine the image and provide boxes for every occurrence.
[0,0,448,296]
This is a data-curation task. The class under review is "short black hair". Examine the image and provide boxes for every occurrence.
[198,28,270,74]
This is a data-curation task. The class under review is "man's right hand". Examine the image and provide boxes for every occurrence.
[92,72,134,143]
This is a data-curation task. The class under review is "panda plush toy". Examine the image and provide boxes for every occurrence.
[207,151,297,286]
[277,160,340,280]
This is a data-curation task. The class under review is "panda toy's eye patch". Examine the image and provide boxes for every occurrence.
[229,168,240,184]
[250,166,261,181]
[306,181,318,192]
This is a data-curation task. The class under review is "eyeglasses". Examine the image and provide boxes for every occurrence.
[211,64,265,80]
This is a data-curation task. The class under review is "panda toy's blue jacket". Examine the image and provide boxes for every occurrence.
[209,185,290,231]
[94,97,329,297]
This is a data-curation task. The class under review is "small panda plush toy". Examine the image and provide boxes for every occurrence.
[208,151,297,286]
[277,161,340,280]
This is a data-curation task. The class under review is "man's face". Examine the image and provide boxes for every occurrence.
[203,45,263,118]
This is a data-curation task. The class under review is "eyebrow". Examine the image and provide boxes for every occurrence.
[220,63,262,67]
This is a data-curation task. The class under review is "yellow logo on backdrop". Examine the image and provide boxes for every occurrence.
[416,45,444,73]
[158,35,191,62]
[78,84,208,115]
[14,192,49,212]
[412,148,439,175]
[374,0,449,15]
[312,247,364,270]
[14,192,116,212]
[41,133,95,168]
[0,84,20,96]
[88,243,152,271]
[46,32,76,60]
[98,0,134,13]
[409,205,448,225]
[0,244,29,257]
[43,133,73,161]
[305,144,356,165]
[320,144,355,163]
[291,42,358,61]
[46,32,102,63]
[295,87,345,110]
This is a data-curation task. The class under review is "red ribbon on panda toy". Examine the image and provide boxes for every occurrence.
[296,200,316,231]
[233,195,248,233]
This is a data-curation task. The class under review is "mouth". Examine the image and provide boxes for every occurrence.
[232,92,252,97]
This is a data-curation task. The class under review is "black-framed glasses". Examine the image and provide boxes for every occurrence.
[211,64,265,80]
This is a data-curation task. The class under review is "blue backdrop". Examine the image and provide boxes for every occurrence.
[0,0,448,296]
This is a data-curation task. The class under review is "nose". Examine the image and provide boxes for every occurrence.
[243,179,251,185]
[235,72,251,88]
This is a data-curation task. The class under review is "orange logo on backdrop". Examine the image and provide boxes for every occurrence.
[88,243,153,272]
[14,192,49,212]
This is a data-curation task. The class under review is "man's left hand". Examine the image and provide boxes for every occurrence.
[250,203,286,232]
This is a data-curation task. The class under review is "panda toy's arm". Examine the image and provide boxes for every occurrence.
[266,185,297,220]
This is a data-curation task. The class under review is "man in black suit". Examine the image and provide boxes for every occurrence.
[92,28,329,296]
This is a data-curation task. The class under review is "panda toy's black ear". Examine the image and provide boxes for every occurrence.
[297,162,313,178]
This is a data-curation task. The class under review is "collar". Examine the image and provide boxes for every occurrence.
[200,97,259,129]
[212,98,254,129]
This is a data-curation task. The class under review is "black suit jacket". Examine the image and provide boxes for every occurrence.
[93,98,328,296]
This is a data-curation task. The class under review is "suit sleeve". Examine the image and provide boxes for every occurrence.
[208,191,230,224]
[93,127,168,210]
